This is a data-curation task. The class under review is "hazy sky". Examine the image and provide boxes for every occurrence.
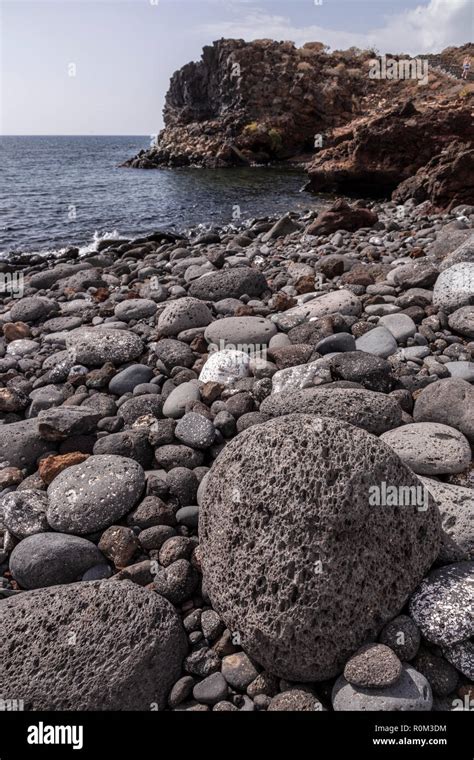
[1,0,472,135]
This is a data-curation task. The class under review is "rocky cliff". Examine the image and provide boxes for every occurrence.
[125,39,474,207]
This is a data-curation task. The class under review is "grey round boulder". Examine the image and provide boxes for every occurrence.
[114,299,157,322]
[0,419,52,472]
[108,364,154,395]
[413,378,474,444]
[66,328,143,367]
[448,306,474,338]
[10,296,59,324]
[0,490,49,539]
[260,387,402,436]
[380,422,471,475]
[332,665,432,711]
[157,297,213,336]
[355,326,398,358]
[204,317,277,349]
[189,268,268,301]
[10,533,106,589]
[175,413,216,450]
[0,580,186,709]
[409,561,474,647]
[47,454,145,534]
[200,414,441,681]
[432,263,474,313]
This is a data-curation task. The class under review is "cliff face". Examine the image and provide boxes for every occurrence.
[125,39,378,168]
[124,39,474,207]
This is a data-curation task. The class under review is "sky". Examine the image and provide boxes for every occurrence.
[1,0,472,135]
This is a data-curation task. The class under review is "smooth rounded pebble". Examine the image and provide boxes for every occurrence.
[204,317,277,349]
[0,490,49,539]
[380,423,472,475]
[157,297,213,336]
[199,349,250,385]
[47,454,145,534]
[9,533,106,589]
[355,326,398,358]
[0,581,186,709]
[432,263,474,313]
[332,665,432,711]
[413,378,474,443]
[200,415,441,681]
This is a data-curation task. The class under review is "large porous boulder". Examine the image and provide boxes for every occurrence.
[47,454,145,534]
[66,328,143,366]
[200,415,441,681]
[260,387,402,436]
[0,580,186,710]
[0,419,52,472]
[189,268,268,301]
[9,533,106,589]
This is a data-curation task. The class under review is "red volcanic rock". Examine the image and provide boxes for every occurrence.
[306,199,378,235]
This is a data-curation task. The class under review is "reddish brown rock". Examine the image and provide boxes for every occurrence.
[306,199,378,235]
[3,322,31,342]
[38,452,90,485]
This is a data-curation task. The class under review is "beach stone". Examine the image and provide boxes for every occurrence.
[432,263,474,313]
[0,419,52,472]
[155,445,203,470]
[260,387,402,435]
[27,385,66,417]
[268,690,323,711]
[199,350,250,385]
[152,558,198,604]
[413,378,474,443]
[109,364,154,395]
[157,297,213,336]
[189,268,267,301]
[379,615,420,661]
[271,359,331,393]
[315,333,356,354]
[448,306,474,338]
[221,653,258,690]
[332,665,432,711]
[442,640,474,680]
[162,381,200,419]
[175,413,215,449]
[355,327,398,358]
[409,562,474,647]
[10,533,106,589]
[47,454,145,534]
[413,648,459,696]
[379,313,417,342]
[10,296,58,324]
[93,430,152,469]
[392,261,438,289]
[278,290,361,324]
[204,317,277,349]
[38,452,90,485]
[67,328,143,366]
[6,339,39,357]
[98,525,139,567]
[0,387,29,413]
[343,644,402,688]
[445,362,474,382]
[380,423,471,475]
[0,490,49,539]
[154,338,194,371]
[200,415,441,681]
[37,407,101,440]
[193,673,228,705]
[421,477,474,562]
[118,395,163,426]
[114,299,157,322]
[329,351,394,392]
[0,580,186,709]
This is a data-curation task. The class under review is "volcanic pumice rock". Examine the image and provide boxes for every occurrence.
[200,414,441,681]
[0,580,186,709]
[66,328,143,366]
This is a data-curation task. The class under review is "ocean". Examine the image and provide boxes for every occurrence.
[0,136,320,258]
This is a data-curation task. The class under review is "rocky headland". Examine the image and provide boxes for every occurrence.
[0,193,473,711]
[124,39,473,209]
